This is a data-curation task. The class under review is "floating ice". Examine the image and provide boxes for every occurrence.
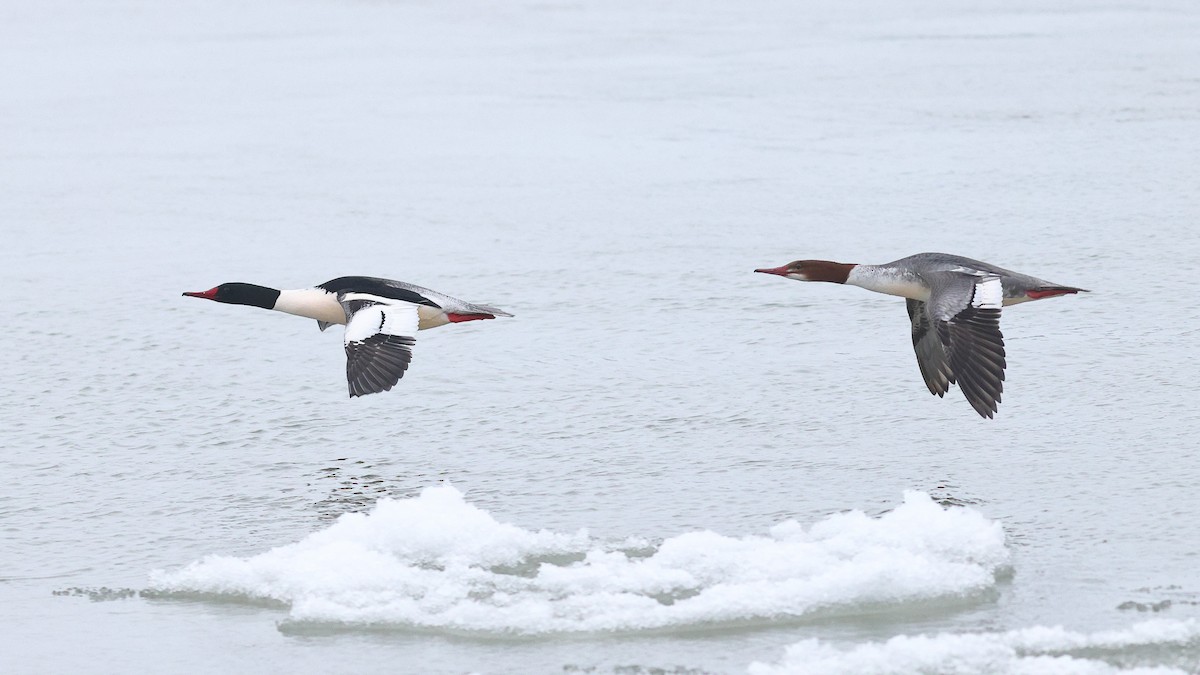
[148,486,1009,634]
[748,619,1200,675]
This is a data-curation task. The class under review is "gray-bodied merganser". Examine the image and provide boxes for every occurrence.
[183,276,512,397]
[755,253,1088,418]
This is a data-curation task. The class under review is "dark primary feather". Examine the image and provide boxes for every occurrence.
[345,334,416,397]
[938,304,1007,419]
[907,299,955,397]
[905,274,1008,418]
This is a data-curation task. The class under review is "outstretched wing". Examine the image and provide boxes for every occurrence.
[339,293,421,398]
[923,273,1008,419]
[907,299,955,397]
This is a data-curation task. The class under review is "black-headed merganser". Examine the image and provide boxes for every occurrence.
[183,276,512,397]
[755,252,1088,418]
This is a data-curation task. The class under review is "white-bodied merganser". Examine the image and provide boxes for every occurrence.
[755,252,1088,418]
[183,276,513,397]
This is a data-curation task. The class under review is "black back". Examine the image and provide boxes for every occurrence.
[317,276,442,309]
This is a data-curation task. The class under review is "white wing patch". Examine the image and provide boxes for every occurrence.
[339,294,422,397]
[971,276,1003,310]
[343,301,420,346]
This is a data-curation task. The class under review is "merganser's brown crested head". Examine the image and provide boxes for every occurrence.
[183,282,281,309]
[754,260,855,284]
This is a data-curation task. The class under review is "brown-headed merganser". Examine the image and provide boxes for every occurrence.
[755,252,1088,418]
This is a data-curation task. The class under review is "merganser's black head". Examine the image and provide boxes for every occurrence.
[754,260,854,284]
[183,282,280,309]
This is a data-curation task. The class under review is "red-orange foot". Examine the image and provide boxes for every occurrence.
[447,313,495,323]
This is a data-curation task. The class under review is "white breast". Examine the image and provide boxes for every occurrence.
[274,288,347,325]
[846,266,930,301]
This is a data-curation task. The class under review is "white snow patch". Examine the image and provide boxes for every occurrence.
[748,619,1200,675]
[149,486,1008,634]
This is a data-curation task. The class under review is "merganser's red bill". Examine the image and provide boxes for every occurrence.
[754,266,790,276]
[182,287,219,300]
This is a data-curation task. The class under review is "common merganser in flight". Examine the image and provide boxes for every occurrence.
[183,277,512,397]
[755,253,1088,418]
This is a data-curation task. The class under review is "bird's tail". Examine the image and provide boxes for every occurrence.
[466,303,514,318]
[1027,285,1089,300]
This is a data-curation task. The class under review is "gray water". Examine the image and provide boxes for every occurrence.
[3,0,1200,672]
